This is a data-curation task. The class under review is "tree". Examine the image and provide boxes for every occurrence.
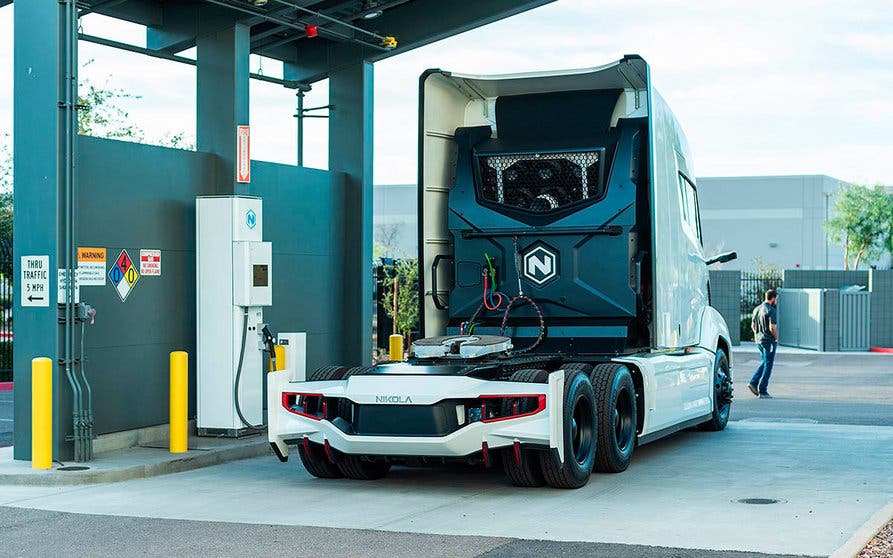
[825,184,893,270]
[381,259,419,344]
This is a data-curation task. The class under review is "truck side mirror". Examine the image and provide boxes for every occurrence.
[705,251,737,266]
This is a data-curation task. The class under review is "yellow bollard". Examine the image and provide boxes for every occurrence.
[389,334,404,362]
[31,357,53,470]
[169,351,188,454]
[270,344,285,372]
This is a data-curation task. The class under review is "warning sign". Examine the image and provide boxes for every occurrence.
[78,247,107,286]
[21,255,50,307]
[108,249,140,302]
[58,268,81,304]
[237,125,250,183]
[140,249,161,276]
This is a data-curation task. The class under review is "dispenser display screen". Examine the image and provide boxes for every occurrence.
[253,264,269,287]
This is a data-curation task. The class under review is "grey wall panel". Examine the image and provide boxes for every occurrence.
[869,270,893,348]
[77,137,215,434]
[239,160,350,371]
[74,140,349,437]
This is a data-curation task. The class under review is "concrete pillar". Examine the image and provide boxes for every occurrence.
[329,62,374,365]
[12,2,65,460]
[196,24,250,195]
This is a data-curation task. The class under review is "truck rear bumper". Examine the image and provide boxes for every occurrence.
[267,370,564,460]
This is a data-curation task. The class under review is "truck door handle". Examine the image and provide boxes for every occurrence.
[431,254,453,310]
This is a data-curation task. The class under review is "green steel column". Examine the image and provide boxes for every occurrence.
[196,24,250,195]
[328,61,374,365]
[12,2,67,460]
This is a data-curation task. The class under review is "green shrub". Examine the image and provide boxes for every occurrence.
[740,317,754,342]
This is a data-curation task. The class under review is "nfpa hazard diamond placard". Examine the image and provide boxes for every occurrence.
[108,249,140,302]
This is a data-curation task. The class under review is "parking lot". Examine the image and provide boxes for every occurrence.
[0,347,891,557]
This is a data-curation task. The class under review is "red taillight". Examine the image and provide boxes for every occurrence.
[478,394,546,423]
[282,392,325,421]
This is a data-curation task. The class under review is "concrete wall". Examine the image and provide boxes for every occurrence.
[73,136,348,436]
[698,175,846,270]
[869,270,893,348]
[709,270,741,345]
[783,269,869,289]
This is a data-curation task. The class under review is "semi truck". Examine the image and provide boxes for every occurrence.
[268,55,736,488]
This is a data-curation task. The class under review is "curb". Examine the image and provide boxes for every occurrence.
[829,500,893,558]
[0,441,271,486]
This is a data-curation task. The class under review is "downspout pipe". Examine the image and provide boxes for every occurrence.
[62,0,86,462]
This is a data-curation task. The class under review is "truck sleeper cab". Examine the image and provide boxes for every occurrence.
[268,56,735,489]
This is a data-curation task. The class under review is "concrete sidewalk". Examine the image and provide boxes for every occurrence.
[0,433,270,485]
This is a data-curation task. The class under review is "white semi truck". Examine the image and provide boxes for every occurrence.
[268,55,736,488]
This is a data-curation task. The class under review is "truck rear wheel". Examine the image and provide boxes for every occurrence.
[298,365,348,479]
[539,370,596,489]
[298,441,343,479]
[502,369,548,487]
[591,364,637,473]
[337,455,391,480]
[698,349,732,431]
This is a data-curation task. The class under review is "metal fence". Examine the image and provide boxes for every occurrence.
[739,270,783,342]
[0,239,12,381]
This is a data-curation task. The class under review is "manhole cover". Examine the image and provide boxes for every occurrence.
[737,498,781,505]
[57,466,90,471]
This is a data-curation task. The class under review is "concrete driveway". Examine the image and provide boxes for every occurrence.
[0,348,890,557]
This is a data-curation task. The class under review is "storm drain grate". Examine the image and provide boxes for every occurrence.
[737,498,781,505]
[56,466,90,471]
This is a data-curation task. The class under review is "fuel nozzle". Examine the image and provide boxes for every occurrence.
[261,325,276,355]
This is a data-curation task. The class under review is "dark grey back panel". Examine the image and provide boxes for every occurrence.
[75,137,347,436]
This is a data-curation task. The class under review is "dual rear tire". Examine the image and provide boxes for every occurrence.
[503,364,637,489]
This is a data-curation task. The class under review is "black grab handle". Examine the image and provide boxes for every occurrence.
[431,254,453,310]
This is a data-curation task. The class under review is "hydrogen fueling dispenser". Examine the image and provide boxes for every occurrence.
[196,196,272,436]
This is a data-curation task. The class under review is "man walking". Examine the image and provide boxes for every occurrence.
[749,289,778,399]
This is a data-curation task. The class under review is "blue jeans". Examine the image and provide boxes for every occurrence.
[750,341,777,395]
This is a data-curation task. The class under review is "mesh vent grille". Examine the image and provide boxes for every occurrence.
[478,151,603,213]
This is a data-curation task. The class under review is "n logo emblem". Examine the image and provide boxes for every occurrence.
[522,243,559,286]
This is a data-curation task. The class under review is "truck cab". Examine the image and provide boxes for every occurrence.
[268,56,735,488]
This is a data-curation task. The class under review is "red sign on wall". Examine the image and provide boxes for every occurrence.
[237,125,250,183]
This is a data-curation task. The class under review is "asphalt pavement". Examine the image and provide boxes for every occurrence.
[730,349,893,426]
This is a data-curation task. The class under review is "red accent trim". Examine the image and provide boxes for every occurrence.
[282,392,324,421]
[302,436,312,460]
[479,394,546,423]
[0,382,12,392]
[481,441,489,467]
[513,441,521,465]
[870,347,893,353]
[324,439,335,463]
[322,400,328,420]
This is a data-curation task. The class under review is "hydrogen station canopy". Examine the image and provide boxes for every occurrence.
[2,0,556,83]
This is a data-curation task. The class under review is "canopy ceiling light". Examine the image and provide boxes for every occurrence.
[361,0,383,19]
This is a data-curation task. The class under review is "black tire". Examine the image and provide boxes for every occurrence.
[502,369,548,487]
[539,370,597,489]
[337,455,391,480]
[560,362,593,376]
[698,349,732,431]
[591,363,637,473]
[308,365,348,381]
[298,441,342,478]
[298,365,347,478]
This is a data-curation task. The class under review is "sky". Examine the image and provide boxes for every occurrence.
[1,0,892,186]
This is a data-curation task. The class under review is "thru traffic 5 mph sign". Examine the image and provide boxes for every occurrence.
[21,255,50,307]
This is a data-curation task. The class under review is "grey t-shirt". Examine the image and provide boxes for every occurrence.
[752,302,777,344]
